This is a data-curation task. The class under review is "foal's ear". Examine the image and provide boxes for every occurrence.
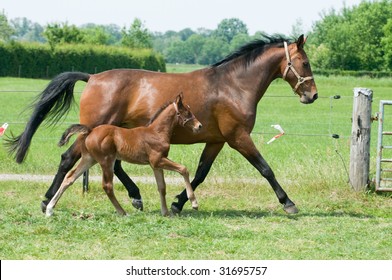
[297,34,306,50]
[176,92,184,106]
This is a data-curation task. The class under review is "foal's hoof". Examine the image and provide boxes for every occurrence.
[132,199,143,211]
[192,206,199,211]
[284,204,299,214]
[41,200,49,213]
[171,203,182,215]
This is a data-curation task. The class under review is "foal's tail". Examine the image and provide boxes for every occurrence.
[58,124,91,147]
[5,72,90,163]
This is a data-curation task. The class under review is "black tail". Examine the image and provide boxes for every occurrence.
[58,124,91,147]
[5,72,90,163]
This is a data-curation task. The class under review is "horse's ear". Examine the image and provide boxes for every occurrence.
[297,34,306,49]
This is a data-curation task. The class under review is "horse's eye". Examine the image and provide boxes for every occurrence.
[303,61,309,68]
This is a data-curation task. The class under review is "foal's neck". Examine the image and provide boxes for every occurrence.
[148,104,178,138]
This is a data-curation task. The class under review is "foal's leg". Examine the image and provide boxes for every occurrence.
[156,158,198,211]
[114,160,143,210]
[41,141,81,212]
[101,163,127,216]
[172,142,224,213]
[46,156,95,217]
[153,169,170,216]
[228,132,298,214]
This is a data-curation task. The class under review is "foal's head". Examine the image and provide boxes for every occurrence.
[173,93,202,133]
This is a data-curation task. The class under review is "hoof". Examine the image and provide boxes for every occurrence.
[45,208,54,217]
[41,200,49,213]
[192,206,199,211]
[171,203,182,215]
[132,199,143,211]
[284,204,299,214]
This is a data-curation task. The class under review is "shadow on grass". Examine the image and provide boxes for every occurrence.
[178,208,376,220]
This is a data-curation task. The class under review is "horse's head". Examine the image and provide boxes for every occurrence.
[281,35,318,104]
[174,93,203,133]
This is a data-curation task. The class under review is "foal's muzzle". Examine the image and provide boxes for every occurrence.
[192,122,203,133]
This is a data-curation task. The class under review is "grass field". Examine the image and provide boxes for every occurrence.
[0,65,391,259]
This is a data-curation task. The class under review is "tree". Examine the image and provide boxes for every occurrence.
[290,18,305,38]
[309,0,392,71]
[178,28,195,41]
[121,18,153,49]
[0,12,14,42]
[382,19,392,70]
[44,23,84,50]
[185,34,205,63]
[165,39,194,63]
[214,18,248,43]
[199,37,229,65]
[82,24,110,45]
[10,17,45,42]
[229,33,251,52]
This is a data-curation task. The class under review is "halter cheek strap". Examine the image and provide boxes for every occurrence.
[173,102,195,126]
[282,41,314,94]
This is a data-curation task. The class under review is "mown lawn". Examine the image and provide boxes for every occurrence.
[0,70,391,259]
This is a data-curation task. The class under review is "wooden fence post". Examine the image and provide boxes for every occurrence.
[349,88,373,191]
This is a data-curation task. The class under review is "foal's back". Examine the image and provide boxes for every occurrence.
[84,124,168,166]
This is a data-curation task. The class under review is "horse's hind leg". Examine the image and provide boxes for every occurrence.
[46,155,94,217]
[171,142,224,214]
[41,141,81,212]
[153,169,169,216]
[101,163,127,216]
[114,160,143,211]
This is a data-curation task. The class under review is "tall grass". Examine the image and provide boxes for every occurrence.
[0,68,391,259]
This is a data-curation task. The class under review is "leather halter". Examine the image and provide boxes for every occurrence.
[173,102,195,126]
[282,41,314,94]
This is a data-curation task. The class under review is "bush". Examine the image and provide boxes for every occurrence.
[313,69,392,78]
[0,42,166,78]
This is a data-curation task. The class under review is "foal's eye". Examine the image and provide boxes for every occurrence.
[303,61,309,68]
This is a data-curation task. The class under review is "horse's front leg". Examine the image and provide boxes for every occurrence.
[114,160,143,211]
[41,141,81,213]
[228,132,298,214]
[171,142,224,214]
[155,158,198,211]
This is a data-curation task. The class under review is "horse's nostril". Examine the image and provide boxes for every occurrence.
[313,93,318,101]
[198,124,203,129]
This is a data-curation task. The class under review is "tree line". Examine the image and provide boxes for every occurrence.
[1,0,392,72]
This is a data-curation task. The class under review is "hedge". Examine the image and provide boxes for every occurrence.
[313,69,392,78]
[0,42,166,79]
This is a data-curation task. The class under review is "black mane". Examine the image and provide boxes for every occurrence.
[212,34,294,68]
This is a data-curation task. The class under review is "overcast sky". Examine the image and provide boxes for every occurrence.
[1,0,364,35]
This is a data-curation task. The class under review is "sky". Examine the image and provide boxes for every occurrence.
[1,0,364,35]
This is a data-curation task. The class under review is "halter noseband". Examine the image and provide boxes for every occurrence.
[282,41,314,94]
[173,102,195,126]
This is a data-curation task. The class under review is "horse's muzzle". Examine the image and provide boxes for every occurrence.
[301,92,318,104]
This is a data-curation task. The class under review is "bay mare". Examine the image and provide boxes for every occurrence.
[7,34,318,214]
[45,94,202,216]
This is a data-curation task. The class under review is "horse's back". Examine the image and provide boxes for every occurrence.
[78,68,209,130]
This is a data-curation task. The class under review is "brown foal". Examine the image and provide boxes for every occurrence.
[45,94,202,217]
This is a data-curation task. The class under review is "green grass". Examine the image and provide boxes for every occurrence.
[0,67,391,259]
[1,180,391,259]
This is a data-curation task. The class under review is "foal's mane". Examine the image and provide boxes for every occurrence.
[212,34,294,68]
[145,101,173,126]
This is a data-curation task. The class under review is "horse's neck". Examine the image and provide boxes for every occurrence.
[215,47,284,102]
[148,105,177,138]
